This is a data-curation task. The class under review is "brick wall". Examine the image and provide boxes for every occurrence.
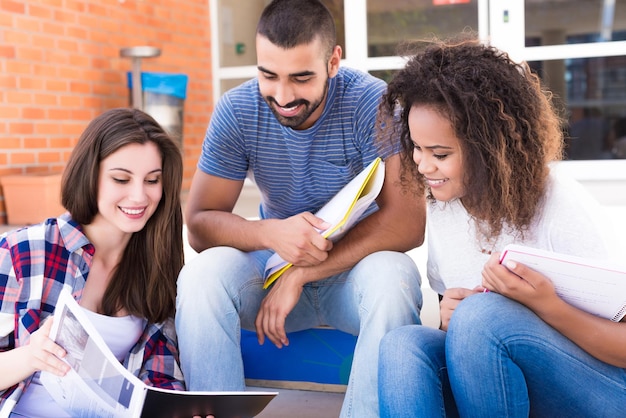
[0,0,212,224]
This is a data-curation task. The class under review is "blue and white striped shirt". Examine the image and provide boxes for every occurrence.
[198,67,389,220]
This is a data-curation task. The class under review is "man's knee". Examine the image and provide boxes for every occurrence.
[355,251,422,287]
[177,246,245,295]
[360,252,421,296]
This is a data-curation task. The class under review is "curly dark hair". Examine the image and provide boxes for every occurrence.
[378,34,564,241]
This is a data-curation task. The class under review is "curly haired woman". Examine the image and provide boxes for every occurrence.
[376,36,622,417]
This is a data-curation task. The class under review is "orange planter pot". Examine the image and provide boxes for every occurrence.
[0,173,65,225]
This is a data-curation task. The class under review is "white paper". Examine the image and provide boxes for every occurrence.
[500,244,626,321]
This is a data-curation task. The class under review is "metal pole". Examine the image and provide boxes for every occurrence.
[119,46,162,111]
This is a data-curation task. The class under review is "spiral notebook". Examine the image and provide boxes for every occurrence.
[500,244,626,321]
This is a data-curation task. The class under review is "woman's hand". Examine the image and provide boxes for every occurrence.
[25,317,70,377]
[0,316,70,391]
[482,252,560,315]
[439,286,486,331]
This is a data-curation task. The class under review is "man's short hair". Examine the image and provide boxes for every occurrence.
[257,0,337,60]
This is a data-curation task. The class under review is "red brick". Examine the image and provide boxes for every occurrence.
[0,45,16,58]
[0,75,17,89]
[9,122,34,135]
[38,152,62,164]
[22,107,46,119]
[33,93,59,106]
[5,91,32,104]
[28,4,53,19]
[0,137,22,149]
[10,152,37,165]
[35,123,61,135]
[1,0,26,14]
[23,137,48,149]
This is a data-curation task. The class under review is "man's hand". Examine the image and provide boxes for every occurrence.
[439,286,485,331]
[270,212,332,267]
[255,269,305,348]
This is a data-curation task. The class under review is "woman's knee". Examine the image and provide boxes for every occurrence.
[448,293,536,349]
[381,325,446,368]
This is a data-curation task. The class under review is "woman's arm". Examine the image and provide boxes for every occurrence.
[482,253,626,367]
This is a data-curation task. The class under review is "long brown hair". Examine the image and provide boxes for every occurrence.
[62,108,184,323]
[379,35,564,241]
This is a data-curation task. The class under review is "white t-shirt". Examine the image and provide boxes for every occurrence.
[426,167,616,295]
[11,309,144,418]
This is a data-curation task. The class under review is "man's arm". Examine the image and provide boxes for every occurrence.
[287,152,426,283]
[184,169,249,252]
[184,169,332,262]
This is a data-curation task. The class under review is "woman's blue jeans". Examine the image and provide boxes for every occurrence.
[378,325,458,418]
[447,293,626,417]
[379,292,626,417]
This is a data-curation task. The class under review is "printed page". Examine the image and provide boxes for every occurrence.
[40,291,146,418]
[500,244,626,321]
[263,158,385,288]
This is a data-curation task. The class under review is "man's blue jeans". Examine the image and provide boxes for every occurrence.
[175,246,422,418]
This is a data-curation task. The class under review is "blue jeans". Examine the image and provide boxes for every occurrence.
[175,246,422,418]
[378,325,459,418]
[447,293,626,417]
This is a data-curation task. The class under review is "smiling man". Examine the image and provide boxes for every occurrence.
[175,1,426,417]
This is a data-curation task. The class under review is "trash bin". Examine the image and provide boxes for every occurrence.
[127,72,188,148]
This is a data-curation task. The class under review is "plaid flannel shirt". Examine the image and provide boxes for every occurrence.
[0,213,185,413]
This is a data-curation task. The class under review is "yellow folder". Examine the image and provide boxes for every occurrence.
[263,157,385,289]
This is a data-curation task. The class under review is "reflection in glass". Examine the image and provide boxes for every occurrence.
[367,0,478,57]
[369,69,398,84]
[527,54,626,160]
[525,0,625,46]
[220,78,254,94]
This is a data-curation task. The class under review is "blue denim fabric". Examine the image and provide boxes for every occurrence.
[447,293,626,417]
[175,246,422,418]
[378,325,459,418]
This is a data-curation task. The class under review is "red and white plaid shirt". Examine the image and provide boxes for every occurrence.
[0,213,185,413]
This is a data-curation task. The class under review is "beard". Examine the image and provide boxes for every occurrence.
[265,79,329,129]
